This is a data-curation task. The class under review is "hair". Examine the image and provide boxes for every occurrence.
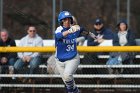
[25,24,37,31]
[0,29,10,40]
[0,28,9,35]
[117,23,128,31]
[72,16,78,25]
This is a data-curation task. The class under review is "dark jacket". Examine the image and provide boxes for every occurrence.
[0,38,17,60]
[110,29,136,62]
[113,29,136,46]
[87,27,114,46]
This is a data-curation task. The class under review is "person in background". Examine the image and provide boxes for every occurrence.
[14,25,43,83]
[87,18,114,60]
[83,18,114,74]
[87,18,113,46]
[106,19,136,74]
[0,29,17,79]
[81,18,114,74]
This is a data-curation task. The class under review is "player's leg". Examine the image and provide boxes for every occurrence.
[63,54,80,93]
[55,58,65,76]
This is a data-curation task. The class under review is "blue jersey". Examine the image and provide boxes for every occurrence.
[55,26,81,62]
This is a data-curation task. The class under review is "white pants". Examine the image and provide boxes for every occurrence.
[55,54,80,83]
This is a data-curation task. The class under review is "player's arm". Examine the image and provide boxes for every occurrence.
[56,25,80,39]
[62,31,69,37]
[63,25,80,37]
[55,26,65,39]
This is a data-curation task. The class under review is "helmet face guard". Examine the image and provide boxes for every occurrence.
[58,11,73,25]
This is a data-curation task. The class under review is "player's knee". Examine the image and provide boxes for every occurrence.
[63,73,73,82]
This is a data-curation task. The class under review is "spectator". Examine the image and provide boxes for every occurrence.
[88,18,113,46]
[0,29,17,83]
[82,18,114,74]
[0,29,17,75]
[106,19,136,74]
[86,18,113,62]
[14,25,43,83]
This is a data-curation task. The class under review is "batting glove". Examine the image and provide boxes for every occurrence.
[68,25,80,33]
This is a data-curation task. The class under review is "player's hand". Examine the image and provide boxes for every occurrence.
[68,25,80,33]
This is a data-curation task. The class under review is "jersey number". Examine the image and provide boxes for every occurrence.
[66,44,74,51]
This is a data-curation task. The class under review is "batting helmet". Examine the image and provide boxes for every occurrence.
[58,11,73,24]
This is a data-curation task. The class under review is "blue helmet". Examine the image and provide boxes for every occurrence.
[58,11,73,24]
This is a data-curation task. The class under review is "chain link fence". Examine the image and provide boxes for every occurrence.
[0,52,140,93]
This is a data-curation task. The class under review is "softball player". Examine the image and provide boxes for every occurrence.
[55,11,84,93]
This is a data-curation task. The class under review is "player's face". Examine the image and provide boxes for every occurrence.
[0,31,8,42]
[27,26,37,38]
[62,18,71,28]
[119,23,127,31]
